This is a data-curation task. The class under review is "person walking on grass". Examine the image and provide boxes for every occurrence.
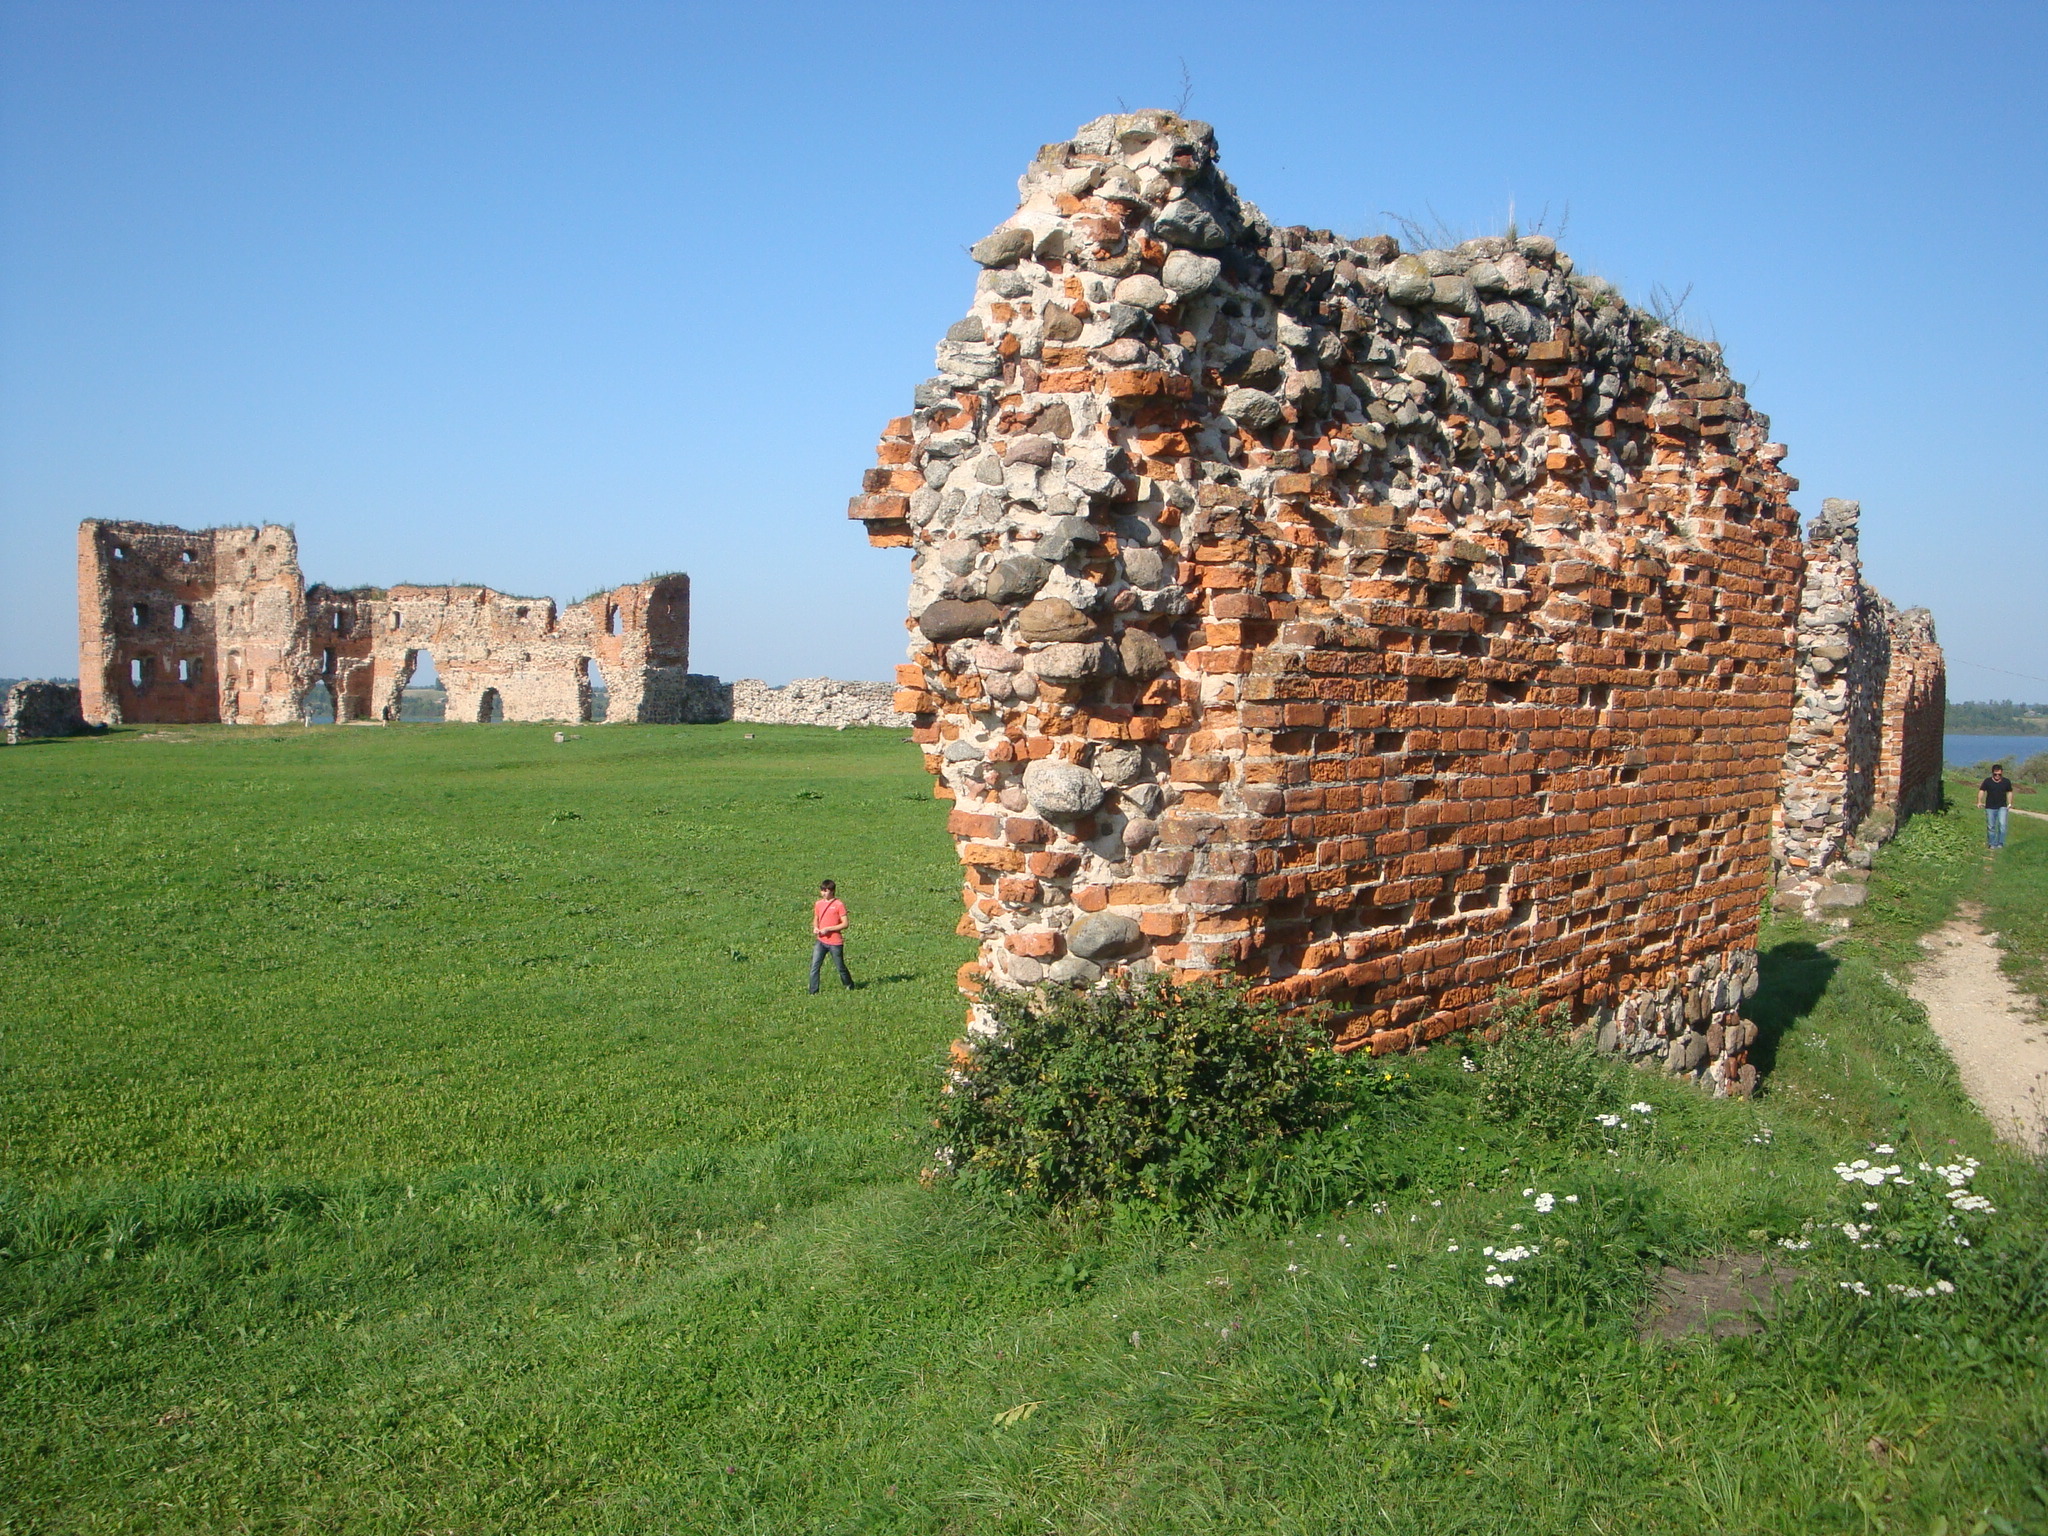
[810,879,855,993]
[1979,765,2017,850]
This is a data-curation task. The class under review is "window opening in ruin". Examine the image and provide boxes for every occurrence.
[331,611,346,633]
[515,606,528,619]
[128,657,150,690]
[129,604,148,628]
[607,604,622,636]
[179,549,194,564]
[478,688,504,724]
[301,681,336,725]
[391,610,403,629]
[321,648,335,675]
[579,658,607,724]
[177,657,199,685]
[173,604,190,630]
[112,545,127,560]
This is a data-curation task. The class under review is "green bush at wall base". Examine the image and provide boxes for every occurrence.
[935,978,1345,1213]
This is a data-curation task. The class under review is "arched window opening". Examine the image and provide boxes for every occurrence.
[178,549,194,564]
[111,545,128,561]
[301,681,336,725]
[477,688,504,724]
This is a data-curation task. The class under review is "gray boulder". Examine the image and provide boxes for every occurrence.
[1161,250,1222,296]
[971,227,1034,267]
[1023,759,1106,818]
[917,599,1002,642]
[1031,642,1115,681]
[1067,911,1143,960]
[987,555,1050,604]
[1220,388,1283,431]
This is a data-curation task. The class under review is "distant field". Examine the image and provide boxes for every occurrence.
[5,730,2048,1532]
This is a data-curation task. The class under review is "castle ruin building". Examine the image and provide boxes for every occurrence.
[76,520,710,726]
[853,111,1943,1094]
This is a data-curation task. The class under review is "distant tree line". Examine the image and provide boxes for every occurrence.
[1947,699,2048,735]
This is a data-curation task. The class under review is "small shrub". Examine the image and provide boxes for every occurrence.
[934,977,1342,1213]
[1475,988,1619,1142]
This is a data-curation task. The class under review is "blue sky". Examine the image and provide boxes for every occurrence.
[3,0,2044,698]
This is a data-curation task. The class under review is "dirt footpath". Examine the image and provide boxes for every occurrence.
[1909,903,2048,1156]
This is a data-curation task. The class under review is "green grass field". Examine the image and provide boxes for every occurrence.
[4,727,2047,1534]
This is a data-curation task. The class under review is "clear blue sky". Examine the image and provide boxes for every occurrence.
[3,0,2044,698]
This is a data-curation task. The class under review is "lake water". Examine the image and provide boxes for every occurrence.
[1945,734,2048,767]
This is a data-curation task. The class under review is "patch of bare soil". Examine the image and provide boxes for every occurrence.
[1637,1255,1801,1342]
[1909,904,2048,1156]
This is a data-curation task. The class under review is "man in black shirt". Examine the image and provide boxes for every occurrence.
[1979,765,2016,849]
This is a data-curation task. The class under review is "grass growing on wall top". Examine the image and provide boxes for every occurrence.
[2,731,2046,1533]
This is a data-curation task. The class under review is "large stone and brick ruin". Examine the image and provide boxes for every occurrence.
[75,520,724,727]
[853,111,1947,1094]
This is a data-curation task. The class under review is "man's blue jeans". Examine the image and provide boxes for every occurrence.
[1987,807,2009,849]
[810,940,853,992]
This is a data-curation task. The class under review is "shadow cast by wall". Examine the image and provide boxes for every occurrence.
[1742,939,1839,1077]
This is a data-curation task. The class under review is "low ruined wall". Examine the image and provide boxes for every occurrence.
[1771,500,1946,920]
[4,681,87,744]
[854,110,1806,1095]
[731,678,910,729]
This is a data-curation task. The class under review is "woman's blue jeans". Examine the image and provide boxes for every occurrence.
[810,941,853,992]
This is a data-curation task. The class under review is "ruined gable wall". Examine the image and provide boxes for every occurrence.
[855,111,1806,1094]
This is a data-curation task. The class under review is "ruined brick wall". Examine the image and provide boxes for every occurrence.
[77,520,309,726]
[1771,500,1946,919]
[3,681,87,744]
[1878,606,1945,817]
[854,111,1809,1094]
[78,524,702,726]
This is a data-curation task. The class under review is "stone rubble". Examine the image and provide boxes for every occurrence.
[847,108,1932,1095]
[730,678,911,729]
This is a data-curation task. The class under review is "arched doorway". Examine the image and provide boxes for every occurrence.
[400,651,445,721]
[477,688,504,723]
[301,680,337,725]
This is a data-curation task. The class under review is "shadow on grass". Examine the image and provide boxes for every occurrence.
[1743,939,1838,1077]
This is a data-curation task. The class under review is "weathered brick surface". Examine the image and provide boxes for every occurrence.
[76,520,703,726]
[1770,499,1946,918]
[851,111,1821,1094]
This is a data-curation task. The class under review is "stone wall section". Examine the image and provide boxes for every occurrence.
[76,522,706,727]
[3,681,88,744]
[853,111,1806,1096]
[732,678,910,728]
[1771,500,1946,919]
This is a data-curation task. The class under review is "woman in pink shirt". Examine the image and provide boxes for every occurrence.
[809,879,854,992]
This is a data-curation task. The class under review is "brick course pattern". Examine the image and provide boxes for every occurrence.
[852,111,1812,1095]
[1770,498,1946,919]
[76,520,705,726]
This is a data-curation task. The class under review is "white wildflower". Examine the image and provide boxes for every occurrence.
[1533,1193,1556,1213]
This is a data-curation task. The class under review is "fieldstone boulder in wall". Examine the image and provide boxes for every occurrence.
[918,599,1003,642]
[1067,911,1143,960]
[1022,759,1105,818]
[1018,598,1098,643]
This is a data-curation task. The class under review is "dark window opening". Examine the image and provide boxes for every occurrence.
[174,604,191,630]
[179,549,195,564]
[515,606,528,619]
[129,604,148,628]
[478,688,504,724]
[331,611,346,633]
[391,610,403,629]
[322,648,335,675]
[112,545,128,561]
[177,657,199,685]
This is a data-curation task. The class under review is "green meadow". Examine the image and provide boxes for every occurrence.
[2,725,2046,1534]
